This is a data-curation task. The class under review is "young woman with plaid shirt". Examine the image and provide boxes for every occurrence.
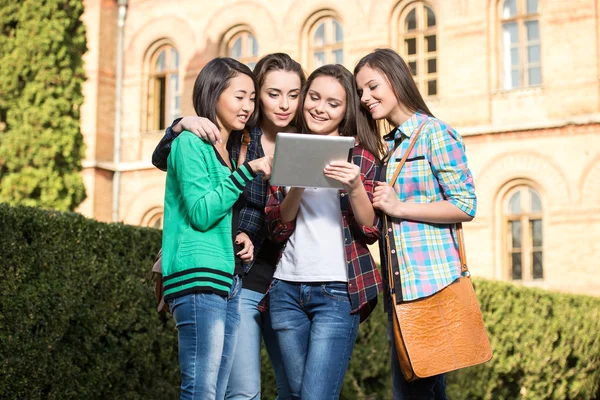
[355,48,477,400]
[263,64,385,400]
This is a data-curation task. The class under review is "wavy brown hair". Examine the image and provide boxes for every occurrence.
[296,64,384,159]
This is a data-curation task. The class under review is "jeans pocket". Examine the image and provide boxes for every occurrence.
[268,278,282,292]
[321,283,350,301]
[168,293,190,313]
[229,275,242,300]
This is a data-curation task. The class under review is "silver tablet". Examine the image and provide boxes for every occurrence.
[270,132,355,189]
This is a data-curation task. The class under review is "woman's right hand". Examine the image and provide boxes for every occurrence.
[248,155,273,180]
[173,116,222,144]
[373,181,402,217]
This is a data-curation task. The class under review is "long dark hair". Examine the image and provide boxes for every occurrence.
[354,48,434,118]
[192,57,258,129]
[252,53,305,125]
[296,64,384,159]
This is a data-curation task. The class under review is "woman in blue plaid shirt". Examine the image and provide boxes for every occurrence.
[152,53,305,400]
[355,49,477,400]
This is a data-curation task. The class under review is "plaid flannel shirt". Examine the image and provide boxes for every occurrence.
[380,112,477,303]
[151,122,269,273]
[264,145,383,321]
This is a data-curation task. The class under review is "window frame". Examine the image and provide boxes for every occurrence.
[503,184,544,282]
[226,30,260,70]
[308,16,344,71]
[398,2,438,97]
[146,44,180,132]
[500,0,542,89]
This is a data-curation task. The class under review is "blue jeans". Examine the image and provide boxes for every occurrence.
[269,279,360,400]
[168,276,242,400]
[226,288,291,400]
[387,308,447,400]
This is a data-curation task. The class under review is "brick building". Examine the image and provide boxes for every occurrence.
[78,0,600,296]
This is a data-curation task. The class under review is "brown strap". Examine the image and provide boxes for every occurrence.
[455,222,468,273]
[382,121,469,294]
[387,121,427,185]
[237,129,250,168]
[383,121,427,293]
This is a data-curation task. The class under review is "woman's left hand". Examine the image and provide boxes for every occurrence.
[235,232,254,263]
[373,182,402,217]
[324,161,362,193]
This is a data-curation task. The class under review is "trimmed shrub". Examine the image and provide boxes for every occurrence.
[0,204,177,399]
[447,280,600,400]
[1,204,599,399]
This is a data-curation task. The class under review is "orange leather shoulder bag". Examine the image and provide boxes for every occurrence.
[383,122,492,381]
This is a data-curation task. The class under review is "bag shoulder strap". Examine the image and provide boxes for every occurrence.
[386,121,428,184]
[383,121,427,294]
[456,223,469,274]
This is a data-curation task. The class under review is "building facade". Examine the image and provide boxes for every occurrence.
[79,0,600,296]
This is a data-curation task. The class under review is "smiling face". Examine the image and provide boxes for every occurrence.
[216,73,256,132]
[355,65,403,125]
[303,76,346,136]
[260,70,302,129]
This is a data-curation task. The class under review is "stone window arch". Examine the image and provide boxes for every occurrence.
[222,26,259,70]
[141,207,164,229]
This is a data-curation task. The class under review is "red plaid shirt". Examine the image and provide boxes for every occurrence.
[263,145,383,321]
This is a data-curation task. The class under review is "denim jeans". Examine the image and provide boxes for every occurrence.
[387,308,447,400]
[168,275,242,400]
[226,288,291,400]
[269,279,360,400]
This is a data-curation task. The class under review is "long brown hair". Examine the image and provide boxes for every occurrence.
[296,64,384,159]
[354,48,434,118]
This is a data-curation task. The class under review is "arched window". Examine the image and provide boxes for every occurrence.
[505,185,543,281]
[148,45,180,131]
[309,17,343,69]
[400,3,437,96]
[227,31,259,70]
[500,0,541,89]
[142,208,164,229]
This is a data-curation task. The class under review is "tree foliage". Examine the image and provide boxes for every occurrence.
[0,0,87,211]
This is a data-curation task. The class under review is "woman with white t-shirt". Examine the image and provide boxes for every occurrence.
[264,64,384,400]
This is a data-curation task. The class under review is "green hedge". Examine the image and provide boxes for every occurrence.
[1,204,599,399]
[447,280,600,400]
[0,204,178,399]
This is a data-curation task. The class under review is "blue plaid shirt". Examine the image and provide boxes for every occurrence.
[380,112,477,302]
[152,122,269,273]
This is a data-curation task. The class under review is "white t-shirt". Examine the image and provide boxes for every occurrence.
[274,187,348,282]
